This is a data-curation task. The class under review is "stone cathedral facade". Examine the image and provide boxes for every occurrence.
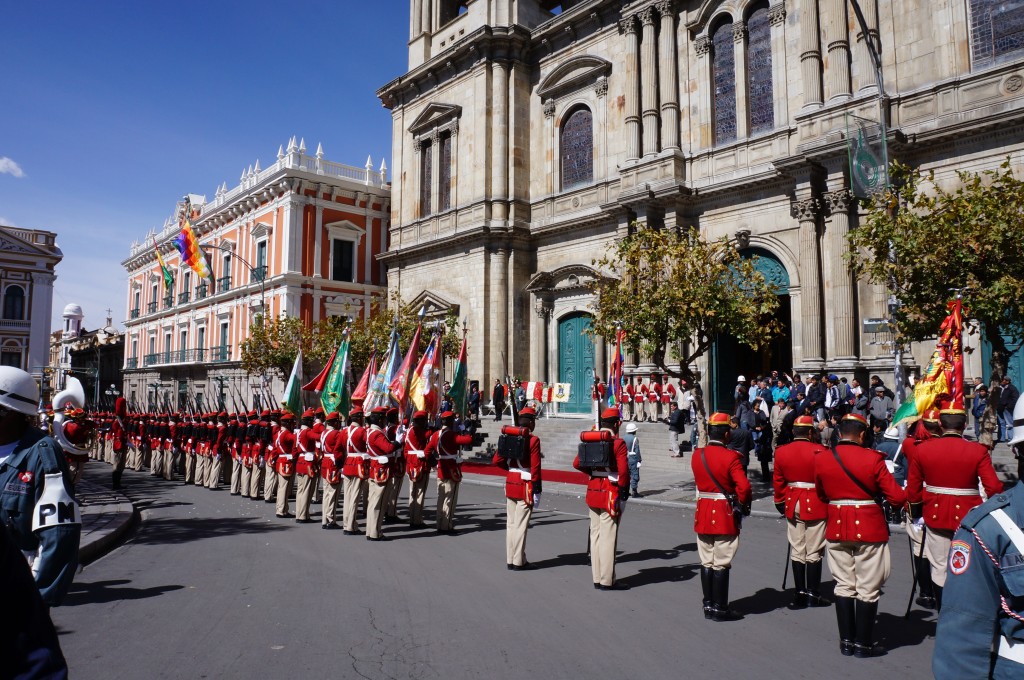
[378,0,1024,413]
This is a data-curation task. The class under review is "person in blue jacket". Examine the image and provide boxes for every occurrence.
[934,391,1024,679]
[0,366,80,607]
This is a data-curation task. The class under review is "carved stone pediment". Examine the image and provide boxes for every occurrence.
[526,264,606,294]
[408,103,462,136]
[537,55,612,101]
[407,289,460,319]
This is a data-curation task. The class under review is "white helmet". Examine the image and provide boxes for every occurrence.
[737,375,747,383]
[0,366,40,416]
[1010,392,1024,446]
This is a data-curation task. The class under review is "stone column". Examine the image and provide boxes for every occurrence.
[799,0,823,107]
[313,205,324,278]
[854,0,880,93]
[792,198,824,366]
[694,36,713,147]
[620,16,641,161]
[533,296,552,383]
[491,60,509,221]
[412,0,422,37]
[656,1,679,151]
[421,0,431,34]
[430,129,442,217]
[769,4,789,126]
[639,7,659,157]
[823,189,857,364]
[823,0,851,100]
[733,22,749,139]
[492,245,510,379]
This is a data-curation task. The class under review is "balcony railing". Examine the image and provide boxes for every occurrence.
[129,308,140,319]
[178,291,190,304]
[251,266,267,283]
[125,357,138,369]
[163,296,174,310]
[146,302,158,314]
[210,345,231,363]
[0,319,31,330]
[195,284,208,301]
[217,276,231,293]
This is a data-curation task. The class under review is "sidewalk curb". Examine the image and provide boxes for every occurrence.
[77,480,138,564]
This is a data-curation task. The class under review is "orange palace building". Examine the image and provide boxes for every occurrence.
[121,138,390,412]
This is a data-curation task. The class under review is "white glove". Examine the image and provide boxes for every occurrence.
[532,494,541,510]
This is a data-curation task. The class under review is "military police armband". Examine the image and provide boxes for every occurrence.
[32,473,81,531]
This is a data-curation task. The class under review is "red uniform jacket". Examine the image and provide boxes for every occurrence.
[638,383,649,403]
[492,433,542,504]
[662,383,676,404]
[320,428,342,485]
[814,442,906,543]
[295,427,319,477]
[366,425,393,485]
[404,426,432,481]
[274,429,296,476]
[111,416,128,452]
[214,424,227,458]
[773,439,827,521]
[692,443,752,536]
[649,383,661,402]
[573,432,630,517]
[341,425,369,478]
[626,384,637,403]
[906,434,1003,531]
[427,428,472,482]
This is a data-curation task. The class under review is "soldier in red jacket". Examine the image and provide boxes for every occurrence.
[427,411,473,534]
[239,411,254,497]
[906,407,1003,610]
[624,377,636,422]
[294,409,319,524]
[693,412,752,620]
[773,414,829,609]
[274,412,298,519]
[110,398,129,490]
[901,409,940,607]
[404,410,433,528]
[492,406,543,570]
[383,408,405,523]
[341,409,369,535]
[228,412,242,495]
[573,407,631,590]
[206,412,226,489]
[814,413,906,658]
[319,412,343,530]
[649,374,663,422]
[364,407,395,541]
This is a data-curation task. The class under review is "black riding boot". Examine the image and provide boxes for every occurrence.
[787,562,808,609]
[700,567,713,619]
[914,556,936,608]
[710,568,743,621]
[760,461,771,483]
[853,599,885,658]
[835,596,856,656]
[805,560,832,607]
[934,585,943,612]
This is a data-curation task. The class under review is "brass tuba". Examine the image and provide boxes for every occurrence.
[52,376,94,455]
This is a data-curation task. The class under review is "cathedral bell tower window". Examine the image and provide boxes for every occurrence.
[560,106,594,191]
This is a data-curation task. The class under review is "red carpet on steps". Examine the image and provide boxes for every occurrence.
[461,461,588,485]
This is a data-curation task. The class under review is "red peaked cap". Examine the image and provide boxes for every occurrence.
[794,415,815,427]
[413,410,429,420]
[325,411,340,421]
[519,406,537,418]
[302,408,316,418]
[600,407,621,420]
[440,410,456,419]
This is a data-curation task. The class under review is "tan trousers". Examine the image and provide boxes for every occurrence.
[295,474,316,521]
[132,446,145,471]
[506,498,533,566]
[184,452,196,483]
[195,455,207,486]
[625,400,635,421]
[151,448,164,476]
[697,534,739,569]
[275,474,294,516]
[206,456,222,488]
[262,467,276,501]
[925,527,955,587]
[436,479,460,531]
[787,516,826,563]
[249,463,264,498]
[112,448,126,476]
[322,481,341,526]
[163,449,174,481]
[826,541,891,603]
[366,482,387,538]
[385,473,403,517]
[230,459,242,494]
[342,476,365,532]
[239,464,251,496]
[589,507,620,586]
[408,473,430,524]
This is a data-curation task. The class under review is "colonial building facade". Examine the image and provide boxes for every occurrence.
[121,139,390,412]
[377,0,1023,412]
[0,224,61,381]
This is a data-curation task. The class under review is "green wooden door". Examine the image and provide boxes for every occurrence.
[558,313,595,414]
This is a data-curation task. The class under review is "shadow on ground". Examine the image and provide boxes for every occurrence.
[62,579,184,606]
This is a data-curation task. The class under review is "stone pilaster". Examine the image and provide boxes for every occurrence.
[792,198,824,367]
[620,15,641,161]
[823,0,851,100]
[769,4,789,126]
[532,296,553,384]
[853,0,880,93]
[656,0,679,151]
[823,189,858,365]
[430,128,441,219]
[733,22,749,139]
[695,35,712,148]
[799,0,823,107]
[639,7,659,157]
[491,60,509,221]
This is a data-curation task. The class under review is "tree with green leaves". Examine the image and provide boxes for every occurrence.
[589,225,782,384]
[848,159,1024,384]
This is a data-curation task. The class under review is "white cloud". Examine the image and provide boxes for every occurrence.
[0,157,25,178]
[0,216,17,228]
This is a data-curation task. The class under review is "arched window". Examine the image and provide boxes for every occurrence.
[3,286,24,320]
[970,0,1024,68]
[420,139,433,217]
[560,106,594,191]
[746,3,774,134]
[439,132,453,212]
[711,18,737,144]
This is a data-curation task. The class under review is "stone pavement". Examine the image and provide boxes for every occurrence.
[76,472,136,563]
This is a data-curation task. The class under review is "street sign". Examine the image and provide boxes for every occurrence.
[863,318,890,334]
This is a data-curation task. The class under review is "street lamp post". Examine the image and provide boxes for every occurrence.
[215,242,265,315]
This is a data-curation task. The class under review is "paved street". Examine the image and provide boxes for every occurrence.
[54,465,935,679]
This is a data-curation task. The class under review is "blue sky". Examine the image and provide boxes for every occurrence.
[0,1,408,333]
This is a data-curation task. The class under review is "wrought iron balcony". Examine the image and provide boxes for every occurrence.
[195,284,208,301]
[125,356,138,369]
[209,345,231,363]
[163,296,174,309]
[178,291,190,304]
[129,308,140,319]
[146,302,158,314]
[250,266,267,284]
[216,276,231,293]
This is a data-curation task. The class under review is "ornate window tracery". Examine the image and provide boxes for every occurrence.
[971,0,1024,68]
[746,3,774,134]
[560,107,594,191]
[712,18,737,144]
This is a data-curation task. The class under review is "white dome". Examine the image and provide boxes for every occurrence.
[62,303,83,318]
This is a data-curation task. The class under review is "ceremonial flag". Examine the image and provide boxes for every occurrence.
[351,350,376,407]
[552,383,572,403]
[607,328,625,409]
[175,198,213,280]
[320,338,350,415]
[847,113,889,199]
[409,332,441,413]
[302,344,338,393]
[892,298,965,425]
[365,329,401,411]
[282,351,303,416]
[153,238,174,293]
[523,382,545,401]
[448,337,468,416]
[389,322,423,409]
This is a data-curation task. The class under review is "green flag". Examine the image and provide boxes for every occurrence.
[447,337,468,417]
[847,113,888,199]
[282,350,303,416]
[320,336,350,415]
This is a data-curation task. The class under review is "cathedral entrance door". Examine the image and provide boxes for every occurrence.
[558,313,595,414]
